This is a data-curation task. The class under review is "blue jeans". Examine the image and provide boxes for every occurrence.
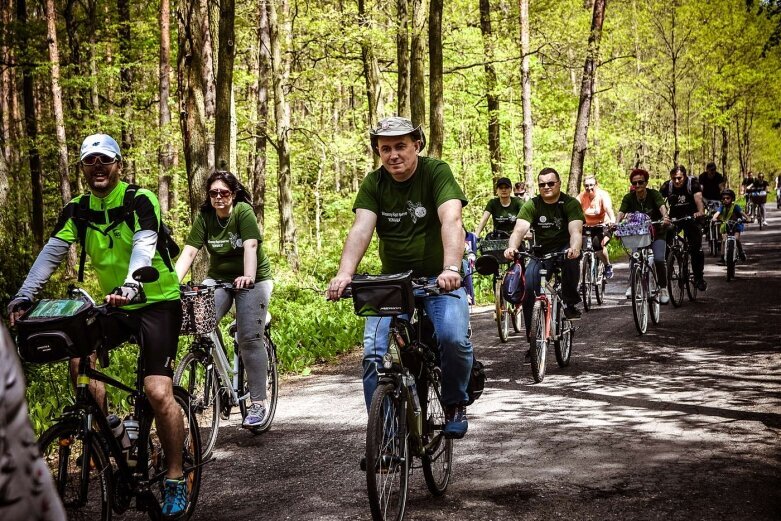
[362,285,473,411]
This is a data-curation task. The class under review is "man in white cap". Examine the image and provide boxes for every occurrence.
[7,134,192,518]
[328,117,474,445]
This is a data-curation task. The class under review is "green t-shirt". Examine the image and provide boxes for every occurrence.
[52,181,180,309]
[353,156,468,277]
[484,197,523,234]
[619,189,666,233]
[517,194,584,253]
[185,202,272,282]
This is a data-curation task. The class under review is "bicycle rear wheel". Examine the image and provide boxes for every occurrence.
[38,419,112,520]
[685,254,698,302]
[630,264,648,335]
[529,300,548,383]
[726,240,736,281]
[366,382,409,521]
[174,349,220,459]
[238,333,279,433]
[510,303,523,333]
[421,368,452,496]
[495,277,510,343]
[554,307,573,367]
[666,250,684,308]
[580,255,593,311]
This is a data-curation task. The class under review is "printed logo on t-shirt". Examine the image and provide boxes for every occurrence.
[407,201,427,223]
[229,232,243,248]
[537,214,563,230]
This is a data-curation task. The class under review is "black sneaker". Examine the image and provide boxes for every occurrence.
[564,306,582,320]
[695,279,707,291]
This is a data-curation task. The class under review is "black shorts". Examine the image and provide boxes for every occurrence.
[101,299,182,378]
[582,225,609,252]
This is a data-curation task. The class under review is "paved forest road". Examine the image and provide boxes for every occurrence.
[193,207,781,521]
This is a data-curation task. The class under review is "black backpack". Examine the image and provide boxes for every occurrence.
[73,184,180,282]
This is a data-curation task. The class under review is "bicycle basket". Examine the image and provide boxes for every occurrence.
[479,238,509,262]
[350,271,415,317]
[618,233,652,250]
[15,298,101,364]
[180,286,217,335]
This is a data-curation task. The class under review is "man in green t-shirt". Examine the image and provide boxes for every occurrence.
[7,134,190,518]
[327,117,473,441]
[504,167,584,349]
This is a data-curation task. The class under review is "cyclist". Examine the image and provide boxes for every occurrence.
[174,171,273,429]
[6,134,189,518]
[616,168,671,304]
[514,181,531,201]
[740,171,755,213]
[473,176,523,238]
[576,174,616,278]
[327,117,473,441]
[660,165,707,291]
[503,167,584,358]
[698,162,726,207]
[748,173,770,226]
[711,189,747,262]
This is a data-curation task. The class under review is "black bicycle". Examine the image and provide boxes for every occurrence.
[666,216,698,307]
[17,268,202,520]
[580,225,607,311]
[477,231,522,342]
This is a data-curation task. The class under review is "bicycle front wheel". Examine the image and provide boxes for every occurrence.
[529,300,548,383]
[649,265,661,325]
[495,278,510,343]
[630,264,648,335]
[666,250,684,308]
[685,254,698,302]
[38,419,112,520]
[421,368,452,496]
[174,349,220,460]
[594,258,605,305]
[554,310,573,368]
[580,255,593,311]
[726,240,736,281]
[366,382,409,521]
[237,332,279,434]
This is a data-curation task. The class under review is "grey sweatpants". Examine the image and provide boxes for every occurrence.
[208,279,273,402]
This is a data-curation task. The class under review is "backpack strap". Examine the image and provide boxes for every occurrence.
[75,194,91,282]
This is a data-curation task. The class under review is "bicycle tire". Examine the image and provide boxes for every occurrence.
[366,382,409,521]
[510,303,523,333]
[630,263,648,335]
[421,368,452,496]
[38,419,112,520]
[529,300,548,383]
[726,240,736,281]
[495,277,510,343]
[580,255,592,312]
[554,307,573,367]
[685,254,698,302]
[174,349,220,460]
[666,250,684,308]
[649,264,661,325]
[237,332,279,433]
[146,386,202,521]
[594,257,605,305]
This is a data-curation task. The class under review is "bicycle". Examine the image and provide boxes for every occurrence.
[718,218,744,281]
[174,281,278,460]
[516,249,574,383]
[703,200,722,257]
[579,225,607,311]
[617,221,662,335]
[477,233,522,342]
[665,216,699,307]
[19,267,203,520]
[341,275,461,521]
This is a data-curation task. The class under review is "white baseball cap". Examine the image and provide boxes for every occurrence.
[80,134,121,161]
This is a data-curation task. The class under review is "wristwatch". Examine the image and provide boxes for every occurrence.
[443,265,461,274]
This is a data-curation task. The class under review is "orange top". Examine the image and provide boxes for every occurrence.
[577,188,612,225]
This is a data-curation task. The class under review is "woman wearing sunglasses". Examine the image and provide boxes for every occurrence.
[175,171,274,428]
[616,168,671,304]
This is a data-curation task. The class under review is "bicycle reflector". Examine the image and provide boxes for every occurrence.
[382,353,393,369]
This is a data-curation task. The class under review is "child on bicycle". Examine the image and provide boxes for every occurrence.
[711,189,747,262]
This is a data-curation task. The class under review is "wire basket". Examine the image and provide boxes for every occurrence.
[479,238,509,261]
[619,233,652,250]
[180,286,217,335]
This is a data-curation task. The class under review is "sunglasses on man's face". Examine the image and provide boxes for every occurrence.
[584,184,596,188]
[673,177,685,182]
[209,189,233,198]
[538,181,557,188]
[631,180,646,186]
[82,155,117,166]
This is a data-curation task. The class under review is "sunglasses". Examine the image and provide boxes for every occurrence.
[208,189,233,198]
[631,180,647,186]
[672,177,685,182]
[82,155,117,166]
[538,181,557,188]
[584,184,596,188]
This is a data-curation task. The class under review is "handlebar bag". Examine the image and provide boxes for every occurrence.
[501,262,525,305]
[15,298,101,364]
[351,271,415,317]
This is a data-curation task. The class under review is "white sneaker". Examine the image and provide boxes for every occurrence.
[659,288,670,305]
[625,286,632,299]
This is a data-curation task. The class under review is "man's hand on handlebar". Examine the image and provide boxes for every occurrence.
[105,283,142,307]
[327,272,353,301]
[7,296,33,326]
[566,247,580,260]
[437,269,462,293]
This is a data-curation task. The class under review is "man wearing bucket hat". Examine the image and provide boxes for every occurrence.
[7,133,191,518]
[328,116,474,442]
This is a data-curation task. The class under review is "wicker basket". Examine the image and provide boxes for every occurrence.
[619,233,652,250]
[180,286,217,335]
[479,238,509,262]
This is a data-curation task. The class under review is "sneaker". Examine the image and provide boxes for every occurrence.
[762,220,768,226]
[604,264,614,279]
[564,306,582,320]
[695,279,707,291]
[739,251,747,262]
[443,405,468,439]
[242,403,267,428]
[659,288,670,305]
[625,286,632,299]
[161,478,188,518]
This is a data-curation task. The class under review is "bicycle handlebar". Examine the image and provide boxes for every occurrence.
[336,277,444,301]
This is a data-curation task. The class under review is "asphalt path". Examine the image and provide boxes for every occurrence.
[192,206,781,521]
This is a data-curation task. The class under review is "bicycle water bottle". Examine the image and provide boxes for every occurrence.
[107,414,131,451]
[647,250,654,267]
[405,375,421,415]
[123,416,140,467]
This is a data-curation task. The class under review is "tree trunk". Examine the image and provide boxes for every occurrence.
[358,0,383,169]
[567,0,607,196]
[520,0,533,191]
[410,0,426,128]
[214,0,235,171]
[253,0,270,231]
[396,0,410,119]
[268,0,299,270]
[479,0,500,176]
[44,0,71,206]
[428,0,443,158]
[159,0,174,213]
[117,0,134,182]
[200,0,216,172]
[17,0,43,247]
